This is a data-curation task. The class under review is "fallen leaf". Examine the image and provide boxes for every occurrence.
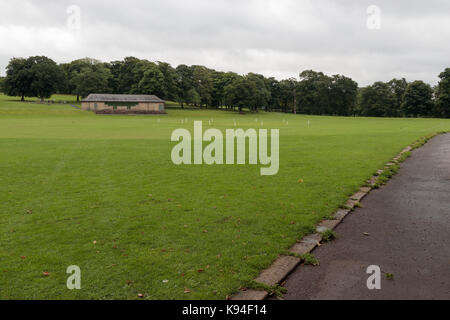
[298,179,304,183]
[43,272,49,276]
[137,293,144,298]
[363,232,370,236]
[93,240,97,244]
[184,288,191,293]
[20,256,26,259]
[26,210,33,214]
[197,269,204,273]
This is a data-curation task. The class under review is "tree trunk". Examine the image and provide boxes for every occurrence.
[21,95,24,101]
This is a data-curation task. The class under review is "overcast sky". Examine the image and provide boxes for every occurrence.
[0,0,449,86]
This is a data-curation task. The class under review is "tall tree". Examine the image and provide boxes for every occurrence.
[329,75,358,116]
[401,80,434,117]
[191,65,214,107]
[211,71,239,108]
[387,78,408,117]
[3,57,33,101]
[175,64,194,107]
[359,82,396,117]
[266,77,282,112]
[28,56,64,101]
[63,58,106,101]
[71,64,112,98]
[246,73,271,111]
[117,57,141,94]
[105,60,123,94]
[131,61,165,97]
[157,62,179,101]
[279,78,298,113]
[298,70,331,115]
[224,76,258,112]
[435,68,450,118]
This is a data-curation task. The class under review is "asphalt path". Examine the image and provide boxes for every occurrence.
[283,133,450,300]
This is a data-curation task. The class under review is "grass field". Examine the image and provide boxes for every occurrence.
[0,93,449,299]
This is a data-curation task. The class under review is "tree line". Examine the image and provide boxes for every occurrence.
[0,55,449,118]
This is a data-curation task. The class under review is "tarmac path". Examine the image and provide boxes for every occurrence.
[283,133,450,300]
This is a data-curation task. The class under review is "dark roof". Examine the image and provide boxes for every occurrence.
[82,94,164,103]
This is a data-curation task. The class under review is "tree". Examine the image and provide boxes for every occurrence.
[130,60,165,97]
[279,78,298,113]
[61,58,102,101]
[387,78,408,116]
[176,64,194,107]
[105,60,122,94]
[298,70,331,115]
[402,80,434,117]
[3,57,33,101]
[224,76,258,112]
[211,71,239,108]
[186,88,201,106]
[157,62,179,101]
[27,56,64,101]
[117,57,141,94]
[266,77,282,112]
[71,64,112,98]
[246,73,271,111]
[329,75,358,116]
[191,65,214,107]
[0,77,4,92]
[435,68,450,118]
[359,82,396,117]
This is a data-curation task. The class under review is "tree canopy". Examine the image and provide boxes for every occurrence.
[2,55,449,118]
[4,56,63,101]
[402,81,434,117]
[435,68,450,118]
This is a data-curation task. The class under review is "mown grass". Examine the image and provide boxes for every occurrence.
[0,94,449,299]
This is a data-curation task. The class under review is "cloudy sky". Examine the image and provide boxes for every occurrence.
[0,0,449,86]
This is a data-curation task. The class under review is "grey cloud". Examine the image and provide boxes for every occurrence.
[0,0,449,85]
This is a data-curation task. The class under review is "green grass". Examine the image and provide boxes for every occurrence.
[0,93,449,299]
